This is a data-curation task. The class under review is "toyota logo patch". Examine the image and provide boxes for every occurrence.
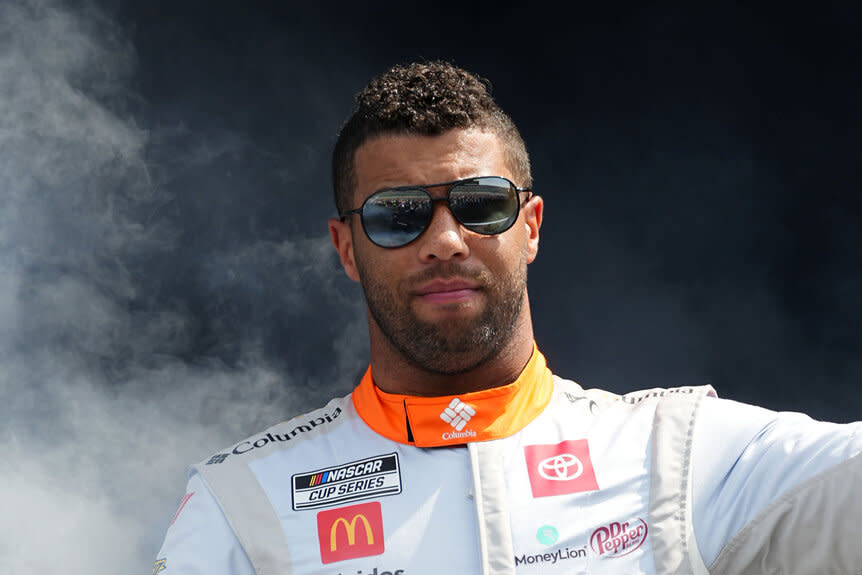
[537,453,584,481]
[524,439,599,497]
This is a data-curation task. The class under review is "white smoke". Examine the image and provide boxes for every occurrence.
[0,1,364,572]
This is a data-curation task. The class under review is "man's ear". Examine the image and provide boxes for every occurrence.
[523,195,543,264]
[328,218,361,282]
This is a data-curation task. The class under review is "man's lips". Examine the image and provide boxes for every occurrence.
[412,279,481,304]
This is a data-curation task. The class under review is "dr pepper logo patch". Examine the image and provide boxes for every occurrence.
[590,517,649,557]
[316,501,384,564]
[524,439,599,497]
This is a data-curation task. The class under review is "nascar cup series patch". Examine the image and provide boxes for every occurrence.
[292,453,402,511]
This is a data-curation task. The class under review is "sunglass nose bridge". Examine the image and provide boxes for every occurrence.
[415,201,472,261]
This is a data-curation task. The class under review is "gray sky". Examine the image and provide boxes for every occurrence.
[0,1,859,572]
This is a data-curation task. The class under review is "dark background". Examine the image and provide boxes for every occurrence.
[0,2,858,569]
[111,1,860,418]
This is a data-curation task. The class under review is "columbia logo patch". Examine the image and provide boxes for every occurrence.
[206,453,229,465]
[292,453,401,511]
[440,398,475,431]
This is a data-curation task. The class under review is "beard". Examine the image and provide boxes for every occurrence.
[356,257,528,376]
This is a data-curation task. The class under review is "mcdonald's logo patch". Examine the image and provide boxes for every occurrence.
[317,501,385,564]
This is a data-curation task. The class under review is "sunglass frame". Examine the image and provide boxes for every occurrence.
[340,175,532,248]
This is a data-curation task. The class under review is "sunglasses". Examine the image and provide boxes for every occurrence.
[340,176,532,248]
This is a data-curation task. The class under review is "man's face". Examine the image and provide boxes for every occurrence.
[331,129,542,375]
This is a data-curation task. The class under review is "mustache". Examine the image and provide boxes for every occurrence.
[405,263,491,288]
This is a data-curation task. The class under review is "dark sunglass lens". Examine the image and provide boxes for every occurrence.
[449,178,518,234]
[361,189,432,247]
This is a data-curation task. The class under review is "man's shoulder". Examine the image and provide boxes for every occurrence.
[194,393,355,468]
[551,375,717,412]
[617,384,717,405]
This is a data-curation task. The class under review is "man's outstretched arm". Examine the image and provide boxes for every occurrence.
[692,396,862,573]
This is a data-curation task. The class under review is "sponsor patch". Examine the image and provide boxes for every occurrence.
[317,501,385,564]
[439,398,476,431]
[231,407,343,458]
[204,408,344,464]
[536,525,559,545]
[564,392,599,414]
[293,453,401,511]
[621,386,715,404]
[524,439,599,497]
[514,546,587,566]
[206,453,229,465]
[590,518,648,557]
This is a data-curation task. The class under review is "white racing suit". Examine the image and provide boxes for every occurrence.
[155,347,862,574]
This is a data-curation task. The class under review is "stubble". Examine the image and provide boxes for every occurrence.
[357,257,528,375]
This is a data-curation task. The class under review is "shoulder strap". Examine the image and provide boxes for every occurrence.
[468,441,517,575]
[196,460,295,575]
[648,386,713,575]
[193,398,350,574]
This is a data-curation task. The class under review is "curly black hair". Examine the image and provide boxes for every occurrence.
[332,61,532,213]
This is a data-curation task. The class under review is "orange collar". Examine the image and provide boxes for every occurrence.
[351,346,554,447]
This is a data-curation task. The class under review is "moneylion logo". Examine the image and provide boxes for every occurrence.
[538,453,584,481]
[317,501,385,564]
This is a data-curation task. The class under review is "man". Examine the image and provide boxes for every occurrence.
[154,61,862,574]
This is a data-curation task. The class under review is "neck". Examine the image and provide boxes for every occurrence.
[366,300,536,396]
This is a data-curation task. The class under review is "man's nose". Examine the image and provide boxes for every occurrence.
[416,202,470,262]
